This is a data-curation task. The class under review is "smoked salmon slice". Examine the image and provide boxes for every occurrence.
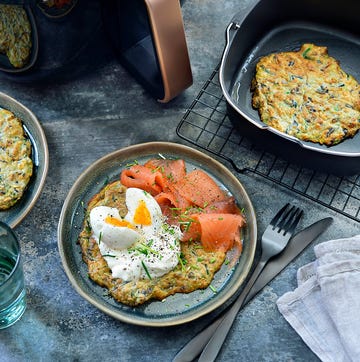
[182,213,245,252]
[120,165,164,195]
[144,158,186,183]
[173,169,228,208]
[122,159,191,210]
[203,196,241,215]
[155,191,192,216]
[120,158,246,255]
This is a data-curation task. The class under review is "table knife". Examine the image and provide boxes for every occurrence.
[172,216,333,362]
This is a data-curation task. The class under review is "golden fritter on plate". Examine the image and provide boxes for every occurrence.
[78,180,226,307]
[251,43,360,146]
[0,108,33,210]
[0,4,32,68]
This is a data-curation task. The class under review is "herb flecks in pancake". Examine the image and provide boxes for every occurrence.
[0,108,33,210]
[252,43,360,146]
[0,5,32,68]
[78,181,226,307]
[78,158,246,307]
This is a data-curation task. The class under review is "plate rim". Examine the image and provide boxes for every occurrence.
[58,141,257,327]
[0,91,49,228]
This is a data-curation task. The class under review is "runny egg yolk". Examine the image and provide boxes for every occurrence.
[133,200,152,225]
[105,216,135,229]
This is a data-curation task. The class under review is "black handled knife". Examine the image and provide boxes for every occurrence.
[172,217,333,362]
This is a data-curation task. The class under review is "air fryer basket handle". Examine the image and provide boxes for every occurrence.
[144,0,192,102]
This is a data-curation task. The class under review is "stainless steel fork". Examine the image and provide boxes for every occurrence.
[173,203,303,362]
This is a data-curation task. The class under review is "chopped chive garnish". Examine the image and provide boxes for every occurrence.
[178,221,192,232]
[129,242,159,256]
[178,253,187,271]
[98,232,102,244]
[141,261,152,279]
[302,47,312,59]
[151,166,162,174]
[209,285,217,293]
[103,176,110,187]
[125,160,139,167]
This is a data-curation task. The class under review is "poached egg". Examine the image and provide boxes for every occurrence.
[89,187,182,281]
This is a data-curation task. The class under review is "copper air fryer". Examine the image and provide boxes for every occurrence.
[103,0,193,103]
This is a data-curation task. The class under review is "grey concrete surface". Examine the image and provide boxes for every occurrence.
[0,1,358,361]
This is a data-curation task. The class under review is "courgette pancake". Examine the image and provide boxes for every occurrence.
[0,108,33,210]
[251,43,360,146]
[78,158,246,306]
[0,4,32,68]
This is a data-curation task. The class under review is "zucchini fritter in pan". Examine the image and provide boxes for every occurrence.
[252,43,360,146]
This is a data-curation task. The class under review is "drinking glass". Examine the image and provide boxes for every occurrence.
[0,222,26,329]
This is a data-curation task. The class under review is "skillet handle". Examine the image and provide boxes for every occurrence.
[224,22,240,50]
[224,2,258,48]
[229,3,257,28]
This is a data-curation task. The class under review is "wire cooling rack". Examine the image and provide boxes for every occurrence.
[177,65,360,223]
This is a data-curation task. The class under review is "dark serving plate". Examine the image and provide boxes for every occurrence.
[0,92,48,228]
[0,5,38,73]
[58,142,257,327]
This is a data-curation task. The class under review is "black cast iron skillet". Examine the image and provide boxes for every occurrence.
[219,0,360,175]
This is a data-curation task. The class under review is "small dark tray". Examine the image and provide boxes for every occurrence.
[0,4,38,73]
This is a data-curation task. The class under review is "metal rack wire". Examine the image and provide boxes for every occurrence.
[177,65,360,223]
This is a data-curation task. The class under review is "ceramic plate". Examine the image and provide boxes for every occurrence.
[58,142,257,326]
[0,92,48,228]
[0,6,38,73]
[37,0,78,19]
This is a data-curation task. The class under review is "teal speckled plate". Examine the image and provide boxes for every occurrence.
[0,92,48,228]
[57,142,257,327]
